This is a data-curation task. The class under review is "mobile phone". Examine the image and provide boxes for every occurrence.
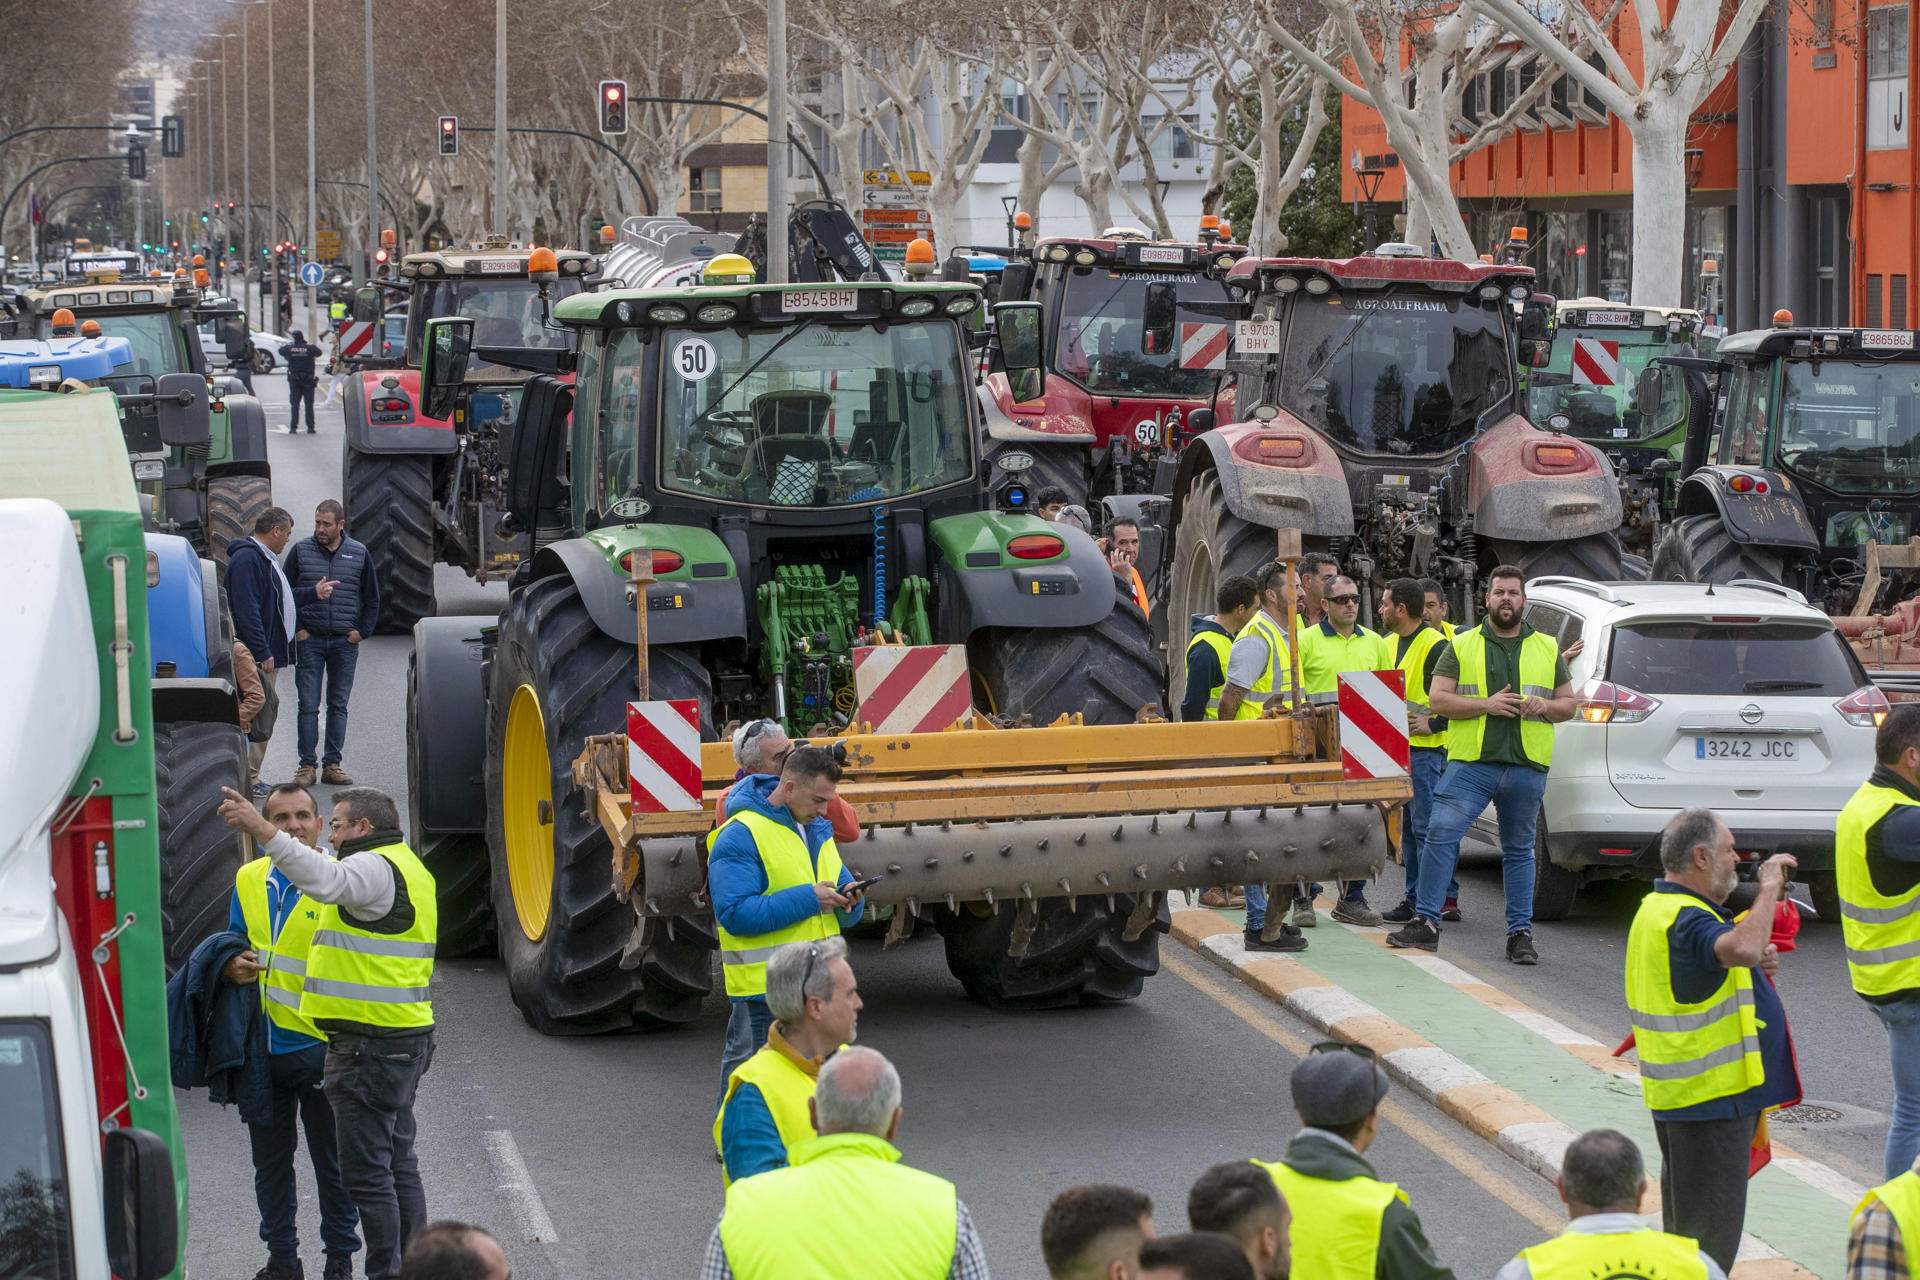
[843,876,884,896]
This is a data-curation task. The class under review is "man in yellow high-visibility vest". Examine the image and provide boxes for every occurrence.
[1379,578,1458,928]
[1295,575,1390,928]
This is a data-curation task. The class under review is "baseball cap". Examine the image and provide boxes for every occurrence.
[1291,1043,1389,1127]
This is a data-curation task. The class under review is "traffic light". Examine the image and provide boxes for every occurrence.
[598,79,627,135]
[374,248,390,268]
[438,115,458,156]
[227,200,236,212]
[127,145,145,180]
[161,114,184,158]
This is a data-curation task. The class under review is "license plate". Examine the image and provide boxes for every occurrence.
[782,288,857,312]
[477,258,522,274]
[1236,320,1280,354]
[1862,329,1915,350]
[1695,735,1797,761]
[1585,309,1635,326]
[1136,246,1186,265]
[133,459,164,481]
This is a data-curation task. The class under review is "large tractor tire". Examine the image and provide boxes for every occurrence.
[1487,531,1626,585]
[984,435,1088,510]
[407,646,493,958]
[345,446,437,634]
[1652,513,1785,585]
[970,597,1162,724]
[937,893,1168,1010]
[1620,552,1652,582]
[153,720,251,975]
[485,574,716,1035]
[204,473,271,570]
[1165,470,1295,716]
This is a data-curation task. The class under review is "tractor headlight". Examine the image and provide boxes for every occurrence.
[1047,245,1071,262]
[696,303,738,323]
[1304,277,1330,295]
[1275,275,1301,294]
[943,295,977,315]
[647,304,690,323]
[896,297,936,317]
[1073,248,1097,265]
[1507,284,1531,302]
[1478,284,1503,301]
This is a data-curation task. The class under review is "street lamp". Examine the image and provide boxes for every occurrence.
[1683,147,1707,310]
[1351,154,1386,249]
[192,58,222,248]
[228,0,273,326]
[216,31,239,263]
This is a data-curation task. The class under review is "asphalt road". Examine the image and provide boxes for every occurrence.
[184,372,1570,1279]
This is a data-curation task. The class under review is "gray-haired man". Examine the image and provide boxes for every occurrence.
[705,1047,991,1280]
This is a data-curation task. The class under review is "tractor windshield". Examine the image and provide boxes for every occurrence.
[639,319,974,509]
[1776,359,1920,495]
[410,276,583,364]
[1278,291,1512,455]
[43,309,185,375]
[1053,268,1230,398]
[1529,328,1677,443]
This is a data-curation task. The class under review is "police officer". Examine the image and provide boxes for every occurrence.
[1296,574,1390,927]
[228,783,360,1280]
[283,329,322,434]
[1253,1046,1453,1280]
[219,784,437,1280]
[1378,578,1458,926]
[1838,704,1920,1181]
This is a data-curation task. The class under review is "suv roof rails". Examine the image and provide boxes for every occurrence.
[1725,578,1810,605]
[1527,576,1622,602]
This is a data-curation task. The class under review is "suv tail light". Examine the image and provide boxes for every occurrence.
[1837,684,1891,727]
[1575,679,1662,724]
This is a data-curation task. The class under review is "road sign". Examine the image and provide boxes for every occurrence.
[626,699,702,813]
[862,169,931,187]
[865,228,928,245]
[860,208,931,225]
[1337,669,1410,781]
[315,226,341,260]
[298,261,325,287]
[853,645,973,734]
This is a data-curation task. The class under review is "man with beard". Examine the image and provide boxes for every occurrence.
[1387,566,1573,963]
[1623,810,1799,1274]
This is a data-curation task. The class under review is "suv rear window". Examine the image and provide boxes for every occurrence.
[1607,620,1865,695]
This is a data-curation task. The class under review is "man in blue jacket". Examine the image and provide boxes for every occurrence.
[228,508,335,793]
[708,745,867,1103]
[284,499,381,786]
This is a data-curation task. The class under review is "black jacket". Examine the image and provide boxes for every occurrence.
[166,930,274,1125]
[285,534,380,636]
[283,340,321,383]
[226,537,309,667]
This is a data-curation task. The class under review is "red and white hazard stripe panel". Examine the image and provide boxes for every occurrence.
[1571,337,1620,387]
[852,644,974,734]
[1337,669,1410,781]
[1178,322,1230,370]
[339,320,376,358]
[627,698,703,813]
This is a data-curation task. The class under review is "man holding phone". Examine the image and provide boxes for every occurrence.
[708,746,869,1101]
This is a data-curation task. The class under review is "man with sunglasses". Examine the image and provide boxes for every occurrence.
[1254,1044,1453,1280]
[709,745,869,1104]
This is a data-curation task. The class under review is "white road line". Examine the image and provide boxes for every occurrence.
[482,1129,560,1245]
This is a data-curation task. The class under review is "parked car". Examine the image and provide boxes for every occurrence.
[1470,577,1886,921]
[195,317,290,373]
[380,305,407,359]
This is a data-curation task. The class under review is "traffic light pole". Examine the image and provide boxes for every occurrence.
[306,0,316,338]
[494,0,507,237]
[363,0,379,279]
[462,126,655,216]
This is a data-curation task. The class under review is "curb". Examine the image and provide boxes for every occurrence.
[1169,908,1823,1279]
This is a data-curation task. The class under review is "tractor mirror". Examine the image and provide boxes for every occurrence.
[1520,337,1553,368]
[1187,407,1215,433]
[154,372,210,446]
[104,1128,179,1280]
[994,301,1045,403]
[998,260,1033,302]
[420,317,474,421]
[1517,295,1554,342]
[1142,281,1177,356]
[1633,365,1665,417]
[351,285,382,323]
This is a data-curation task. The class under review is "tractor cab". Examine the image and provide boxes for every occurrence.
[386,236,595,376]
[1531,298,1704,452]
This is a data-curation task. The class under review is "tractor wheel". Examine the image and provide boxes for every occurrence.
[984,435,1088,510]
[485,574,716,1035]
[204,473,271,571]
[1652,513,1785,586]
[1621,552,1652,582]
[408,647,493,958]
[1487,531,1625,585]
[153,720,251,975]
[970,597,1161,725]
[937,893,1168,1010]
[345,446,437,633]
[1166,469,1292,716]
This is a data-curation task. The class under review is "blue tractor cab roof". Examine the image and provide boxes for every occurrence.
[0,335,134,387]
[967,255,1009,274]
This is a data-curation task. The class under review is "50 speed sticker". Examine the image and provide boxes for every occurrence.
[672,336,716,380]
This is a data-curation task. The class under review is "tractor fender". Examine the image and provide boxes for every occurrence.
[151,676,240,727]
[1672,467,1821,551]
[930,510,1117,633]
[208,393,271,477]
[1167,417,1356,539]
[411,615,490,834]
[343,367,458,455]
[1466,414,1623,542]
[976,375,1096,444]
[145,533,213,678]
[530,534,749,647]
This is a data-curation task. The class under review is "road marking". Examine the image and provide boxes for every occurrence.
[1161,949,1564,1234]
[482,1129,559,1245]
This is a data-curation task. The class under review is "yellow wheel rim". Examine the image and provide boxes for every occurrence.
[502,683,555,942]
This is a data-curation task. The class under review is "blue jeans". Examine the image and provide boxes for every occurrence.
[296,633,360,767]
[1402,748,1457,903]
[1244,882,1269,931]
[717,997,774,1108]
[248,1044,360,1265]
[1414,760,1548,934]
[1874,995,1920,1180]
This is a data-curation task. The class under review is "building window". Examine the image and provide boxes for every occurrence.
[1868,273,1885,326]
[1141,113,1199,162]
[1869,6,1909,150]
[688,167,722,213]
[1895,275,1909,327]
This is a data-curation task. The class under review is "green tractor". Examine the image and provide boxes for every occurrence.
[405,265,1169,1029]
[16,275,272,566]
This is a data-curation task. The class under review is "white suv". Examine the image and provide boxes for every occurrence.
[1469,577,1887,921]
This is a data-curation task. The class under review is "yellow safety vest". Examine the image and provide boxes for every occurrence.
[329,300,347,321]
[236,857,326,1042]
[1254,1157,1406,1280]
[712,809,846,998]
[1186,627,1232,720]
[1300,621,1388,706]
[1439,620,1456,640]
[714,1038,819,1186]
[1232,610,1294,719]
[1624,890,1764,1112]
[1855,1170,1920,1274]
[1519,1227,1708,1280]
[1397,625,1447,750]
[1836,780,1920,998]
[1445,625,1560,767]
[298,841,437,1031]
[719,1132,957,1280]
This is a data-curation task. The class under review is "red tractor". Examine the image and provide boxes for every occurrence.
[341,237,597,631]
[977,224,1246,508]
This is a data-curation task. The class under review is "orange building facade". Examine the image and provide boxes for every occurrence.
[1341,1,1912,331]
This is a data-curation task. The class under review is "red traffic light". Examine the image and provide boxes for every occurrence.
[441,117,455,132]
[374,248,390,265]
[227,200,236,210]
[605,84,623,102]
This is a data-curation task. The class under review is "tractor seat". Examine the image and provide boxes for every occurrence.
[753,434,834,505]
[751,389,833,438]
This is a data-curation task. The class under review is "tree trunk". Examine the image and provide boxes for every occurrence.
[1075,164,1116,233]
[1017,133,1051,239]
[1628,105,1690,306]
